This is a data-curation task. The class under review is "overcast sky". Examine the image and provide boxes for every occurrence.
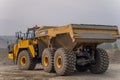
[0,0,120,35]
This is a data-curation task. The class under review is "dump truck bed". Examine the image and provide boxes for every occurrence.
[72,24,119,43]
[35,24,120,44]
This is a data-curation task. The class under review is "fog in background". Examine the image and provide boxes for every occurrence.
[0,0,120,35]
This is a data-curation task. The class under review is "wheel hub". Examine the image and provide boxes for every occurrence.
[44,54,49,67]
[56,56,62,68]
[20,56,27,66]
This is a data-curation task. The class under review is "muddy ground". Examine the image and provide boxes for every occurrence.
[0,48,120,80]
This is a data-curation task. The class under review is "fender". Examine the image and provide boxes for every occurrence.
[13,44,36,60]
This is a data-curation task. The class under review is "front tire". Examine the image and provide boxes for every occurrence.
[54,48,76,75]
[17,50,36,70]
[89,48,109,74]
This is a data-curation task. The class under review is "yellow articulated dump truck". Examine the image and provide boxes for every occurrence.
[8,24,120,75]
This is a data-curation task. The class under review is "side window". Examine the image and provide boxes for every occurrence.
[27,30,35,39]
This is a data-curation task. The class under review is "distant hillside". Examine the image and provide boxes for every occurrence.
[98,43,113,49]
[0,36,16,49]
[0,37,7,49]
[116,39,120,48]
[98,39,120,49]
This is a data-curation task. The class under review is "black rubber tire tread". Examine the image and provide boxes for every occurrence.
[42,48,55,73]
[54,48,76,76]
[76,64,88,72]
[17,50,36,70]
[89,48,109,74]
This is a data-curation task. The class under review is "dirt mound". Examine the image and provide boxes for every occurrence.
[107,49,120,63]
[0,48,14,66]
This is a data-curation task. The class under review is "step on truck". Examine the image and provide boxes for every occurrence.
[8,24,120,75]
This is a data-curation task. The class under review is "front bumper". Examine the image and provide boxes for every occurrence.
[8,53,14,60]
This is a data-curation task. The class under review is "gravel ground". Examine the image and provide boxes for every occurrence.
[107,49,120,63]
[0,48,14,65]
[0,64,120,80]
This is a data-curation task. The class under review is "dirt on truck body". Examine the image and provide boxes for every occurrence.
[8,24,120,76]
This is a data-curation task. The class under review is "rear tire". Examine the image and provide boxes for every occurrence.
[42,48,55,73]
[17,50,36,70]
[54,48,76,75]
[89,48,109,74]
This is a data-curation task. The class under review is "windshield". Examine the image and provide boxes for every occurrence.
[27,29,35,39]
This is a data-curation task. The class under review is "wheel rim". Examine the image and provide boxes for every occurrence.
[44,54,49,67]
[56,56,62,68]
[20,56,27,66]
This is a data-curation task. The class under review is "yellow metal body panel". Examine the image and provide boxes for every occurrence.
[36,25,75,41]
[9,39,37,60]
[48,25,75,41]
[8,53,14,60]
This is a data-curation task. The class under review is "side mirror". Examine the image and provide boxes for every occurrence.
[15,32,20,39]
